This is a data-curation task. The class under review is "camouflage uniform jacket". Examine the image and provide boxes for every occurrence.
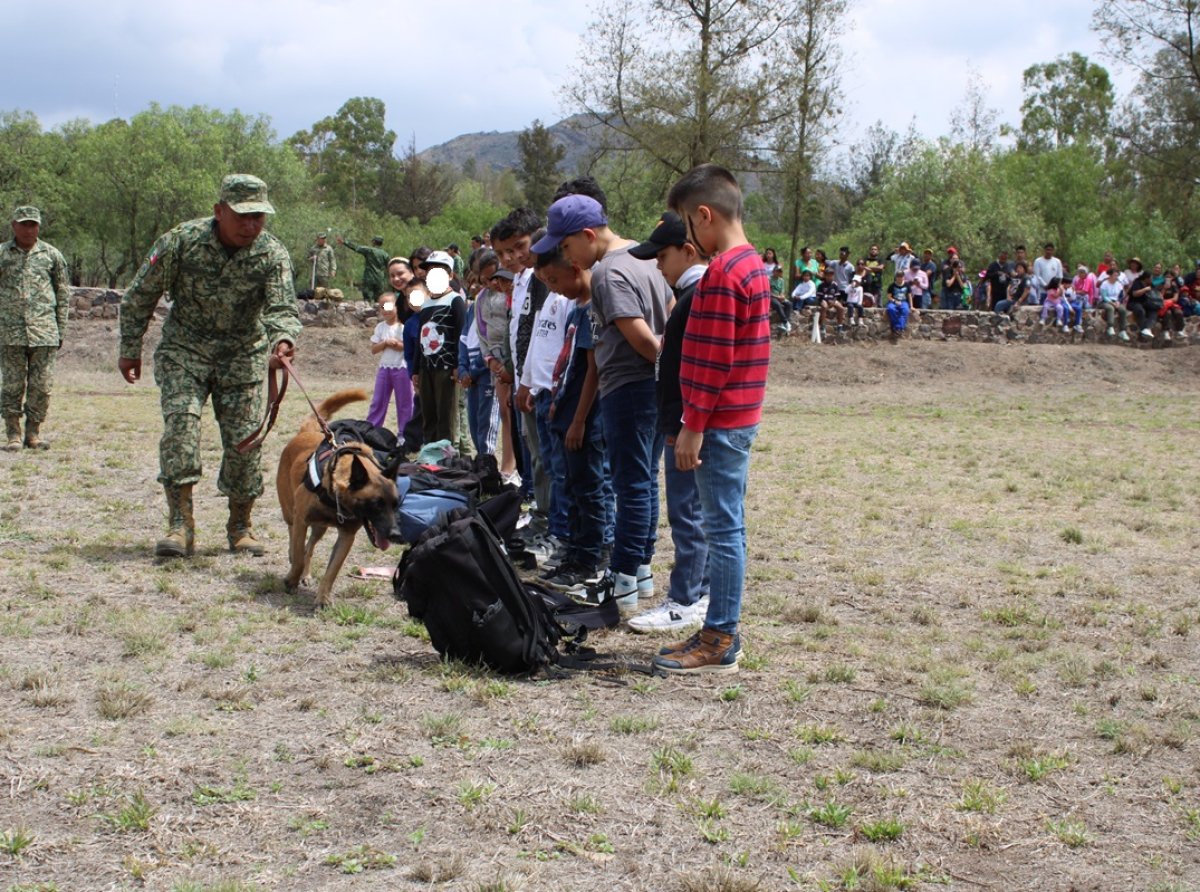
[0,237,71,347]
[306,243,337,280]
[344,241,389,296]
[119,217,301,382]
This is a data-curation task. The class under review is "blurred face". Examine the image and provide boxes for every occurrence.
[478,261,498,283]
[656,244,695,288]
[1043,245,1054,258]
[493,233,533,274]
[388,263,414,291]
[377,296,397,320]
[213,204,265,249]
[1153,262,1163,275]
[11,220,39,250]
[801,248,812,261]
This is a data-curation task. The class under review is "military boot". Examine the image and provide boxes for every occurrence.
[227,498,265,556]
[3,416,21,451]
[155,484,195,558]
[23,420,48,450]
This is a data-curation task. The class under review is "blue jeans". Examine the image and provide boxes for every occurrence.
[560,411,611,567]
[886,301,909,331]
[695,424,759,634]
[534,390,569,540]
[664,442,709,606]
[599,378,663,576]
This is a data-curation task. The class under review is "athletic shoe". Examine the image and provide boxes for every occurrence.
[1106,326,1115,336]
[1061,324,1070,333]
[538,542,572,575]
[500,470,522,488]
[1074,325,1084,333]
[1140,328,1153,338]
[526,534,562,566]
[652,628,741,674]
[1163,331,1172,341]
[545,561,597,592]
[577,568,638,615]
[627,597,707,633]
[635,563,654,600]
[1119,331,1130,341]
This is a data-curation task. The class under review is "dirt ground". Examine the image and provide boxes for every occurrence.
[1,322,1198,892]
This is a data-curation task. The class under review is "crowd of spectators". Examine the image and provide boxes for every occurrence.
[773,241,1199,342]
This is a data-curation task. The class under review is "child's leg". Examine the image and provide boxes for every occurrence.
[366,366,391,428]
[392,367,413,433]
[663,443,709,607]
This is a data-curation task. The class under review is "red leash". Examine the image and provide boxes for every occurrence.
[236,354,332,454]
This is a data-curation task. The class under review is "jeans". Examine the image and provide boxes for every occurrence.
[599,378,663,576]
[695,424,759,634]
[664,443,709,607]
[367,366,413,432]
[534,390,570,541]
[1098,302,1127,331]
[886,301,909,331]
[561,411,611,567]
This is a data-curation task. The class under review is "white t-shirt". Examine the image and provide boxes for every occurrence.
[370,320,405,368]
[521,292,574,394]
[508,267,533,371]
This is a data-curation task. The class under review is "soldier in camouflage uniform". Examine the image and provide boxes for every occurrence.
[306,232,337,289]
[337,234,389,301]
[119,175,301,559]
[0,206,71,451]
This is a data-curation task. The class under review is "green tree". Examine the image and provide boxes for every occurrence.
[516,119,566,216]
[378,138,457,224]
[289,97,395,210]
[1018,53,1114,152]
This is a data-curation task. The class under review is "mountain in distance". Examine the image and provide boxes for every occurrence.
[418,114,598,173]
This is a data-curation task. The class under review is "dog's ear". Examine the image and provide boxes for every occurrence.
[381,449,403,480]
[348,455,371,491]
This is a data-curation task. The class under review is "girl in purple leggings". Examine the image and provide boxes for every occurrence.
[367,294,413,433]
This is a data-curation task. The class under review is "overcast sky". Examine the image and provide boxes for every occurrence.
[5,0,1125,155]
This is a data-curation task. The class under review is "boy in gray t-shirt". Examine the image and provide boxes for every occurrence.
[533,194,671,614]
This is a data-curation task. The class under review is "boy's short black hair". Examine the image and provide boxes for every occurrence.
[667,163,743,221]
[553,176,608,214]
[1015,244,1026,252]
[534,244,572,269]
[491,207,542,242]
[473,249,499,273]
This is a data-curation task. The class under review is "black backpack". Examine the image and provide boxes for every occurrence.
[393,508,571,674]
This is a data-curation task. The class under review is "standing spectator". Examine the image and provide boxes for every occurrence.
[1032,242,1063,304]
[794,245,819,282]
[481,266,521,482]
[984,250,1011,310]
[1096,250,1118,277]
[306,232,337,290]
[118,174,300,558]
[1096,266,1130,339]
[655,163,770,674]
[761,247,780,278]
[918,249,939,308]
[889,241,916,276]
[413,251,466,443]
[940,248,965,310]
[366,292,412,434]
[831,246,855,290]
[1,205,71,451]
[539,194,671,614]
[905,258,930,310]
[859,258,881,306]
[447,243,468,280]
[338,233,389,302]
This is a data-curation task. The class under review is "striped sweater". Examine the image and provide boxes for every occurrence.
[680,244,771,432]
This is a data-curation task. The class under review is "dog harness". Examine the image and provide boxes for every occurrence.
[304,435,385,523]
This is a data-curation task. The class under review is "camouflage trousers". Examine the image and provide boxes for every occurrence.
[155,352,266,500]
[0,345,57,422]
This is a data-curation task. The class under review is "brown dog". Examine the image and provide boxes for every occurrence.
[277,389,400,607]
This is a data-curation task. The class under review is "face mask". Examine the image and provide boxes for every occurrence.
[425,267,451,295]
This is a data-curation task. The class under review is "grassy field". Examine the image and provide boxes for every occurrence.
[1,329,1198,892]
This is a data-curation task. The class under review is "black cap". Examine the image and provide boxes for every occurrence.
[628,212,688,260]
[489,268,515,281]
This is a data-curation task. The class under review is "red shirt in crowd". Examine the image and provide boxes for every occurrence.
[680,244,771,432]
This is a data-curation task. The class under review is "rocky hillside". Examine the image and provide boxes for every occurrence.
[418,114,597,173]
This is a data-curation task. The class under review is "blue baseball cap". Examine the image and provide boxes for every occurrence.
[531,195,607,254]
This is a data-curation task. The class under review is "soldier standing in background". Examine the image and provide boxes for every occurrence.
[118,175,300,559]
[337,233,388,301]
[306,231,337,289]
[0,205,71,451]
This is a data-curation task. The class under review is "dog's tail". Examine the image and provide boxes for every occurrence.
[304,388,370,434]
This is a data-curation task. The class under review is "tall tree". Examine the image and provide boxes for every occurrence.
[565,0,794,176]
[379,139,457,224]
[516,120,566,216]
[948,73,1000,153]
[1018,53,1114,152]
[289,97,395,210]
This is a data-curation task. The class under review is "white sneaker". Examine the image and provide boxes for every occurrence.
[1061,324,1070,333]
[579,569,638,616]
[1119,330,1130,341]
[501,470,522,488]
[636,563,654,600]
[1074,325,1084,333]
[1163,331,1172,341]
[627,597,707,633]
[1106,326,1115,336]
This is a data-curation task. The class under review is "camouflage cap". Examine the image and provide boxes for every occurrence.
[218,174,275,214]
[12,206,41,224]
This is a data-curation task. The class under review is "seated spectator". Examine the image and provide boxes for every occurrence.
[845,275,865,325]
[885,271,911,339]
[769,264,791,334]
[1159,284,1186,341]
[1096,266,1130,340]
[1179,285,1199,317]
[993,261,1032,314]
[1040,277,1068,330]
[1126,262,1162,338]
[815,265,848,333]
[790,269,816,313]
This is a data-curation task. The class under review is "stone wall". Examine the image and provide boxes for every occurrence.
[69,288,1198,347]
